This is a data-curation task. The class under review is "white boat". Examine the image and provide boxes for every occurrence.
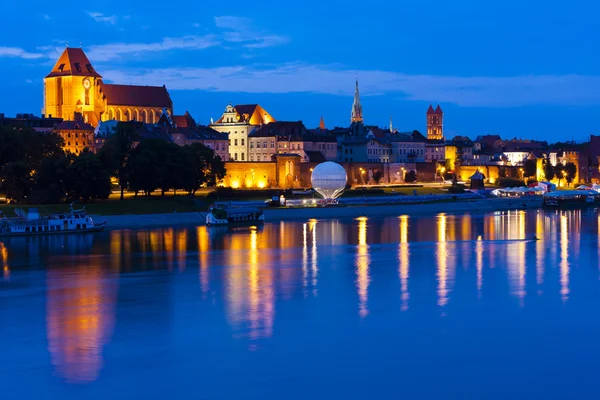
[206,206,265,227]
[0,205,106,236]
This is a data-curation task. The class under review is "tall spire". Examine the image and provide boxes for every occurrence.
[319,116,326,130]
[389,115,393,133]
[351,79,363,124]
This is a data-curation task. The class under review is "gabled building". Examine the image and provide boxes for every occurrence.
[43,47,173,126]
[54,112,95,154]
[210,104,275,161]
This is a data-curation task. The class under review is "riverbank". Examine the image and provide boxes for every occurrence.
[98,197,543,229]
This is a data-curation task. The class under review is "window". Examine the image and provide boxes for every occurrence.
[235,153,238,160]
[234,139,238,146]
[86,64,94,73]
[250,156,253,161]
[74,62,82,72]
[57,63,65,72]
[85,88,90,105]
[250,142,254,149]
[271,141,274,148]
[263,141,267,148]
[241,153,245,161]
[257,142,261,149]
[241,139,245,146]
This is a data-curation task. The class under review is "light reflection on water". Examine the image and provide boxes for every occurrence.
[1,208,600,397]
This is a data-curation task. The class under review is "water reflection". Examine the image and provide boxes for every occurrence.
[46,260,118,383]
[437,214,449,307]
[560,215,570,302]
[356,217,370,318]
[1,208,598,389]
[399,216,409,311]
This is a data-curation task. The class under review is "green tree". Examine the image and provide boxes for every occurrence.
[564,162,577,186]
[67,151,111,202]
[524,159,537,178]
[554,163,565,186]
[404,170,417,183]
[543,158,555,181]
[31,153,72,203]
[97,123,139,200]
[0,161,31,202]
[128,139,164,196]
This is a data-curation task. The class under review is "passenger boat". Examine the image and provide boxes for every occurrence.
[206,205,265,226]
[0,205,106,236]
[543,190,600,208]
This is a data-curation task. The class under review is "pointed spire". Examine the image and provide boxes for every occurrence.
[435,104,443,114]
[389,115,393,133]
[351,79,363,124]
[427,104,435,114]
[319,116,325,130]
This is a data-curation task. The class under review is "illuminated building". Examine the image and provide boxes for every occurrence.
[43,47,173,127]
[166,111,230,161]
[53,112,95,154]
[350,80,363,124]
[210,104,275,162]
[426,104,444,140]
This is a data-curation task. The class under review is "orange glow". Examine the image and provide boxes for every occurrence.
[560,215,570,302]
[197,226,210,294]
[356,217,370,318]
[1,243,8,280]
[399,216,409,311]
[536,213,545,287]
[476,235,483,296]
[437,214,449,307]
[46,262,118,383]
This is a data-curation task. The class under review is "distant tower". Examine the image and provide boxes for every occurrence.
[389,115,393,133]
[350,80,364,124]
[319,116,326,130]
[427,104,444,140]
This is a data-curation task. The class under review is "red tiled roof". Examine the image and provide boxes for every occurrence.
[99,82,173,108]
[46,48,102,79]
[171,111,196,128]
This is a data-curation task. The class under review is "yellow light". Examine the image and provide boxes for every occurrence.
[257,181,266,189]
[231,180,240,189]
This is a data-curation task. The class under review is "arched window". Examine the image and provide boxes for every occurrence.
[134,109,140,122]
[108,108,114,120]
[116,109,122,121]
[150,110,156,124]
[140,110,147,123]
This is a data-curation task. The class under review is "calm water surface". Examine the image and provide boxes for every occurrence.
[1,209,600,399]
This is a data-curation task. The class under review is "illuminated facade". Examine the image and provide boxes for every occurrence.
[426,104,444,140]
[54,113,96,154]
[43,47,173,127]
[350,80,363,123]
[210,104,275,162]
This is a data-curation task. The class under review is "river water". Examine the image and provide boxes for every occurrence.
[1,209,600,399]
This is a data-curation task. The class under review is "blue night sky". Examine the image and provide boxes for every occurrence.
[0,0,598,141]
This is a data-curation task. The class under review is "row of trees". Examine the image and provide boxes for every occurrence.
[0,123,226,204]
[522,158,578,185]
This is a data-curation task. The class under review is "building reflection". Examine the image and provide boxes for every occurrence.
[476,236,483,296]
[560,214,570,302]
[356,217,370,318]
[46,260,118,383]
[398,216,409,311]
[302,220,318,297]
[225,227,275,342]
[506,211,526,304]
[197,226,210,294]
[535,212,545,288]
[1,242,9,280]
[436,214,450,307]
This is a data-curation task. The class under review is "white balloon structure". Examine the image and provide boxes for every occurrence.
[311,162,347,200]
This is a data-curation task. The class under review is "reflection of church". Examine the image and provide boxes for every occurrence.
[43,47,173,127]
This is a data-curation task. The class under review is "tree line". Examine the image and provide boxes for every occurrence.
[0,123,226,204]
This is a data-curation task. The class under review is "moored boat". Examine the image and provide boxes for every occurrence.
[206,206,265,226]
[543,190,600,208]
[0,205,106,236]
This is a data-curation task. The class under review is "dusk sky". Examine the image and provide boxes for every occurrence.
[0,0,598,141]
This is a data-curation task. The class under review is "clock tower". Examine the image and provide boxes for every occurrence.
[43,46,103,125]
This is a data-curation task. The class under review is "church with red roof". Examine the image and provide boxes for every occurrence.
[43,47,173,127]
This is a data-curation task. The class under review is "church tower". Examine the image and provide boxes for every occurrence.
[43,47,103,125]
[319,116,326,130]
[427,104,444,140]
[350,80,363,124]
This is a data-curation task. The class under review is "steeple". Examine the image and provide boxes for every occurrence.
[319,116,326,130]
[351,79,364,124]
[389,115,393,133]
